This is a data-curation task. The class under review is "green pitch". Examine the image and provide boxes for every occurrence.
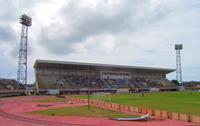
[30,106,136,118]
[75,92,200,115]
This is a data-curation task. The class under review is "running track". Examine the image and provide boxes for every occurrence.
[0,96,199,126]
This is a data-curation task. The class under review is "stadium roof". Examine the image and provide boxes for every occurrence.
[34,59,175,74]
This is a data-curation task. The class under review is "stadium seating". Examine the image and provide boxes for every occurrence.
[37,75,176,90]
[0,79,25,90]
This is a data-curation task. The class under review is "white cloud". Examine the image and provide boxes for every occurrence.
[0,0,200,82]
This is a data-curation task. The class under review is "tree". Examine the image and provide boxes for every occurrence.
[171,80,180,86]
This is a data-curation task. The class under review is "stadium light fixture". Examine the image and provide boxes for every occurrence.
[175,44,183,86]
[17,14,32,90]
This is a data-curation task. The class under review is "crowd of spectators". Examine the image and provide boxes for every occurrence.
[129,77,177,88]
[53,75,176,89]
[55,75,109,89]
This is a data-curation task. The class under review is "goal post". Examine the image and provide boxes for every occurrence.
[92,92,111,102]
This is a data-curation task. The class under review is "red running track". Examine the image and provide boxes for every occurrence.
[0,96,199,126]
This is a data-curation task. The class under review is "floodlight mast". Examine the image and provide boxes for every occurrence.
[175,44,183,86]
[17,14,32,87]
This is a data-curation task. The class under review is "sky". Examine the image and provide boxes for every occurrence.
[0,0,200,83]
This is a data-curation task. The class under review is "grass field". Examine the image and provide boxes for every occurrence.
[30,105,137,118]
[75,92,200,115]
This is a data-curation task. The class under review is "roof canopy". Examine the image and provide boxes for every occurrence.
[34,59,175,74]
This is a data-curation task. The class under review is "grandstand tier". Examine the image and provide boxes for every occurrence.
[34,60,176,91]
[0,79,25,90]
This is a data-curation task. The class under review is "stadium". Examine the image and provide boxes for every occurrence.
[1,60,200,125]
[1,1,200,125]
[34,59,177,94]
[1,59,200,125]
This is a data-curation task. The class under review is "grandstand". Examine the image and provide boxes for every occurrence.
[0,78,26,97]
[0,79,25,90]
[34,60,177,93]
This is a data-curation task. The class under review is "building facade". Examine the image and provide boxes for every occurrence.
[34,60,175,91]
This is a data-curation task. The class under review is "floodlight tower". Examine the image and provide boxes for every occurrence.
[17,14,32,86]
[175,44,183,85]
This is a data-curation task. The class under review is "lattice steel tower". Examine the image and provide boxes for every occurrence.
[17,14,32,85]
[175,44,183,85]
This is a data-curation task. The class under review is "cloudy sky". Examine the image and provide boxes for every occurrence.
[0,0,200,83]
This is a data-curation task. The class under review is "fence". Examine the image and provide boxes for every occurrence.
[70,97,200,124]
